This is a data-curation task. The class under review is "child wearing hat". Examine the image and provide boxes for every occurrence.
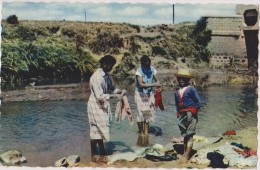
[174,68,201,162]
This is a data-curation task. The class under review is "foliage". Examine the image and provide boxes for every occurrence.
[89,32,124,54]
[130,24,140,33]
[17,26,36,41]
[1,19,209,85]
[129,37,141,54]
[1,21,99,84]
[152,46,168,56]
[113,54,138,77]
[6,15,19,24]
[2,42,72,81]
[190,17,212,62]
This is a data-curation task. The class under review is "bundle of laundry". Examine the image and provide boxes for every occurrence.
[115,95,133,125]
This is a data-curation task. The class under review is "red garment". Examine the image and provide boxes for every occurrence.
[176,106,198,118]
[176,87,198,117]
[223,130,236,135]
[232,147,257,157]
[154,87,164,110]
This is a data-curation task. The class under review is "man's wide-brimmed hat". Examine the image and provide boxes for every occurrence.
[174,68,193,78]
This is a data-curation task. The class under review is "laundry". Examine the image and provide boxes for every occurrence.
[207,151,229,168]
[154,86,164,110]
[223,130,236,135]
[190,143,257,168]
[230,142,244,149]
[106,152,140,165]
[232,147,257,157]
[115,95,133,125]
[145,152,177,162]
[171,136,184,143]
[193,135,209,143]
[144,144,178,162]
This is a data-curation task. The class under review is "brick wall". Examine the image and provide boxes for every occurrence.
[204,16,248,69]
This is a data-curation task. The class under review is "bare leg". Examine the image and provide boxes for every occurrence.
[182,135,193,162]
[144,122,149,135]
[137,122,144,135]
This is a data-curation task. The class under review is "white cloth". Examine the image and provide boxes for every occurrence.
[87,68,116,141]
[135,91,155,123]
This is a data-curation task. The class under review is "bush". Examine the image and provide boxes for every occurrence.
[47,26,60,34]
[6,15,19,24]
[152,46,168,56]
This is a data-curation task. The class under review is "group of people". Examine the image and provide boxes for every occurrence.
[87,54,202,163]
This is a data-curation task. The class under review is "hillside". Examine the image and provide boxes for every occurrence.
[1,19,201,83]
[2,18,255,90]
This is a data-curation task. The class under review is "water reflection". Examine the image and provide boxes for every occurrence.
[136,134,149,147]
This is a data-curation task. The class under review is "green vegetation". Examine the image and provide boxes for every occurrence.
[1,15,211,85]
[190,17,212,63]
[6,15,19,24]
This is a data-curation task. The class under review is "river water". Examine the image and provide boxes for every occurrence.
[0,85,257,167]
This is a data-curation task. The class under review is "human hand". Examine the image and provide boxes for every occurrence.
[154,82,161,87]
[116,94,123,100]
[121,90,127,96]
[156,87,162,92]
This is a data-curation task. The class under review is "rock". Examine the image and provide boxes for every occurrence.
[55,155,80,167]
[0,150,27,165]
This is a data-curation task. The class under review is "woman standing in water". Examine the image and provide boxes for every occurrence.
[87,55,126,162]
[135,55,161,136]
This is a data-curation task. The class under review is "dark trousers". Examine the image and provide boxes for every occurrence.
[90,139,106,156]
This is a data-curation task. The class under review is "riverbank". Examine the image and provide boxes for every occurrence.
[77,126,258,169]
[1,71,256,103]
[0,83,90,102]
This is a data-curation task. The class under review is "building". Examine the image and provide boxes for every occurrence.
[205,4,259,70]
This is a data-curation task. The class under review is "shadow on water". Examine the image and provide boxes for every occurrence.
[105,141,133,154]
[149,126,163,136]
[136,134,149,147]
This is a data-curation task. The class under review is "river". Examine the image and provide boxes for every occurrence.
[0,85,257,167]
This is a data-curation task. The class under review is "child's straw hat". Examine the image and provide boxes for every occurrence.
[174,69,193,78]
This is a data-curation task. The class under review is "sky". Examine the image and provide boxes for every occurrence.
[1,0,257,26]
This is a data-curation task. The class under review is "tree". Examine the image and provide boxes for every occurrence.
[190,17,212,63]
[6,15,19,24]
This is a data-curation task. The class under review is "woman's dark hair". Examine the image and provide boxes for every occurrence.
[140,55,151,66]
[99,55,116,66]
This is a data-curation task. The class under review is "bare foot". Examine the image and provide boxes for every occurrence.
[97,156,108,164]
[139,132,145,136]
